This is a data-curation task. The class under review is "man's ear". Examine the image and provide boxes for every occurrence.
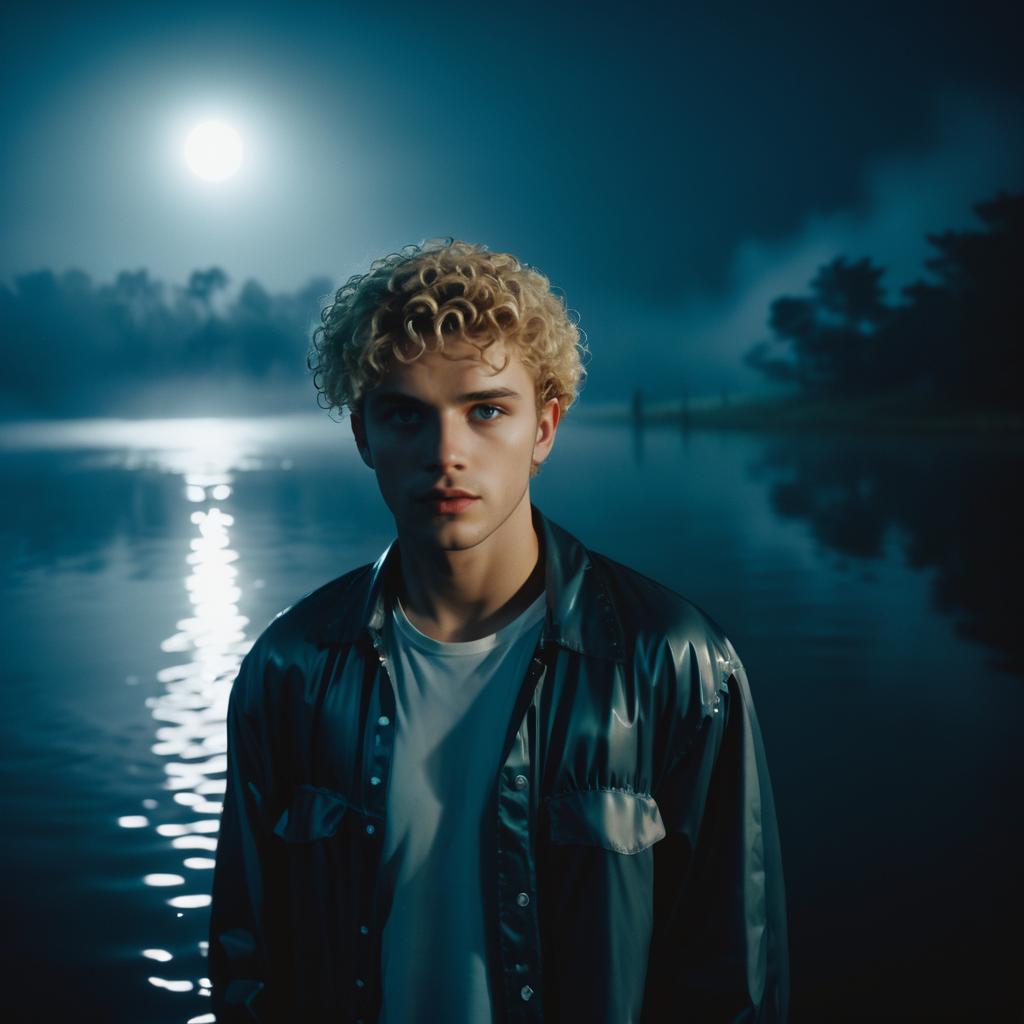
[350,412,375,469]
[532,397,561,469]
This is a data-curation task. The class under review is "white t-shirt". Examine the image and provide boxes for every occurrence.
[378,588,547,1024]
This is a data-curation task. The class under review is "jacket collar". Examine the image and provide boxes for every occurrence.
[314,503,625,662]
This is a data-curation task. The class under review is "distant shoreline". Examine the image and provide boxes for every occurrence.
[579,395,1024,436]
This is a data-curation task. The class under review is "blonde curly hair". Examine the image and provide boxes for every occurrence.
[307,238,589,427]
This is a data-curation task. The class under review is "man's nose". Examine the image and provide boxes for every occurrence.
[425,410,467,470]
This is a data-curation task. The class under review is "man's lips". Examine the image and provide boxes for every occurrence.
[418,493,480,514]
[417,488,479,500]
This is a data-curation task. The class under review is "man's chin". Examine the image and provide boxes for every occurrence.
[400,515,488,551]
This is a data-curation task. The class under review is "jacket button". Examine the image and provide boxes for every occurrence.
[365,824,376,835]
[360,924,369,935]
[378,715,390,726]
[516,891,530,907]
[513,774,528,790]
[370,776,381,786]
[520,984,534,1001]
[356,978,365,988]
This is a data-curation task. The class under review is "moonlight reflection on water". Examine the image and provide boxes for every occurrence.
[59,418,289,1014]
[143,455,251,1009]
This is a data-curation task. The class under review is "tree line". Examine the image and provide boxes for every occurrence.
[2,190,1019,418]
[743,190,1022,410]
[0,266,333,416]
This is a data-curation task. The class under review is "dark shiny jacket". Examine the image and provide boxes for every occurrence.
[209,504,789,1022]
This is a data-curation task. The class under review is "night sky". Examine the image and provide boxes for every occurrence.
[2,0,1022,399]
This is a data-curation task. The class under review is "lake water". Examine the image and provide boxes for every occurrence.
[0,414,1020,1023]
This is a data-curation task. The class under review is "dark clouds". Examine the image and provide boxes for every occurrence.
[640,93,1024,398]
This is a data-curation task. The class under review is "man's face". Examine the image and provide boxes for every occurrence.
[351,338,560,551]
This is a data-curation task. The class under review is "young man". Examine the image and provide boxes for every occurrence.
[209,239,789,1023]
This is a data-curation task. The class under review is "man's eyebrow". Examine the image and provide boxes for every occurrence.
[371,387,523,405]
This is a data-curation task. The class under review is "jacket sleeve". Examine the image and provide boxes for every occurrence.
[643,636,789,1023]
[208,643,288,1023]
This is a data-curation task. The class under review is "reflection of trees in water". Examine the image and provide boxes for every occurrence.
[0,452,181,575]
[751,435,1024,676]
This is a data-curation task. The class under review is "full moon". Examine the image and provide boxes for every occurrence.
[184,121,244,182]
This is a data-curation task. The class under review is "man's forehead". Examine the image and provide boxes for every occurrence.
[368,341,534,404]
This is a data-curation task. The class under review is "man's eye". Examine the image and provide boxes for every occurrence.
[386,407,421,425]
[473,404,505,421]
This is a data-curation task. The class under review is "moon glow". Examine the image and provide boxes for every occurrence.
[184,121,244,181]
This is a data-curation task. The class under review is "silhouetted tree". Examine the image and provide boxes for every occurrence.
[900,190,1023,409]
[745,256,891,397]
[185,267,230,308]
[745,190,1024,410]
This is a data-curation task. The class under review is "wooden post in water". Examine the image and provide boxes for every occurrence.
[631,388,644,425]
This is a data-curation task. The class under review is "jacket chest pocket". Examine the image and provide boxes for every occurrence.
[544,787,666,855]
[272,783,353,844]
[271,783,359,934]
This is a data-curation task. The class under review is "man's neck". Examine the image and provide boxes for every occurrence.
[395,500,545,643]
